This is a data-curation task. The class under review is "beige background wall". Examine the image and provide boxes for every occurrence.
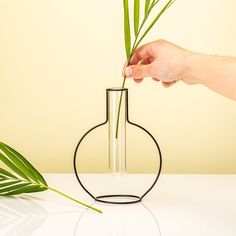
[0,0,236,173]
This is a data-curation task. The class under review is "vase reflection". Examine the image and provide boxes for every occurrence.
[0,196,161,236]
[74,201,162,236]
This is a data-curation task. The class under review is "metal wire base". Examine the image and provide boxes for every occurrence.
[95,194,141,204]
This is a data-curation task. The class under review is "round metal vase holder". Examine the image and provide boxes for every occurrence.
[73,88,162,204]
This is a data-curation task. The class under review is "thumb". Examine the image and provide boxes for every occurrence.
[125,63,155,79]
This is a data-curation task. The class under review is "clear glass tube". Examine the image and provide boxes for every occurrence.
[108,88,127,177]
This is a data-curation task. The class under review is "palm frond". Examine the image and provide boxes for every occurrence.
[0,142,47,195]
[0,142,102,213]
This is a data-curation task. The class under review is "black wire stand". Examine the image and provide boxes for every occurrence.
[73,88,162,204]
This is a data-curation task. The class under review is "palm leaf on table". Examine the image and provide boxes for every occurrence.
[0,142,102,214]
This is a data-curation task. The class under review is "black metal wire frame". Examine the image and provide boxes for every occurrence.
[73,88,162,204]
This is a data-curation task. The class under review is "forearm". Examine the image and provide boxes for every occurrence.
[183,52,236,101]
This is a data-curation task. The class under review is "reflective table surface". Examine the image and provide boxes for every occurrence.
[0,174,235,236]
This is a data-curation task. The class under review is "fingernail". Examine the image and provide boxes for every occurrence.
[125,67,132,77]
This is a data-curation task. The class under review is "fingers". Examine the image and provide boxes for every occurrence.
[125,63,155,79]
[122,42,155,80]
[134,78,143,83]
[122,40,178,87]
[129,42,155,65]
[124,66,143,83]
[122,61,128,77]
[123,57,153,83]
[162,81,177,87]
[123,59,177,87]
[152,77,160,82]
[133,57,153,83]
[152,78,177,88]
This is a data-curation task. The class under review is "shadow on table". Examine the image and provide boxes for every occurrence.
[74,201,162,236]
[0,195,88,236]
[0,196,161,236]
[0,196,48,236]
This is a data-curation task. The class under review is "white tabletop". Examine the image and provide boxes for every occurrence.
[0,174,235,236]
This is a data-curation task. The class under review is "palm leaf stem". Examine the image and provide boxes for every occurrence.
[0,172,102,214]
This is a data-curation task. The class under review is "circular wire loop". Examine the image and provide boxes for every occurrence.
[96,194,141,204]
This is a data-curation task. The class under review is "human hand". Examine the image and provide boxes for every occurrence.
[123,39,192,87]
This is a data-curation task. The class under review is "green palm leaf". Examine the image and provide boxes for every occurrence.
[0,182,31,194]
[1,143,47,185]
[3,184,46,195]
[0,180,21,188]
[0,142,102,214]
[0,167,17,179]
[0,147,30,181]
[0,143,39,183]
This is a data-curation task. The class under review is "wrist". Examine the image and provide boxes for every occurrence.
[181,51,204,85]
